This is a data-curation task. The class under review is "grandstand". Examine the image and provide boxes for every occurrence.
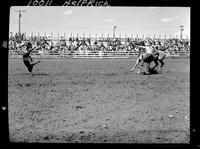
[9,32,190,59]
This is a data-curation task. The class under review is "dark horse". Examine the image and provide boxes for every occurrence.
[130,48,169,74]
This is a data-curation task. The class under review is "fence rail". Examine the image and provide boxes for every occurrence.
[9,50,190,59]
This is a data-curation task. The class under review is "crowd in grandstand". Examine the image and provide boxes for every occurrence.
[9,33,190,54]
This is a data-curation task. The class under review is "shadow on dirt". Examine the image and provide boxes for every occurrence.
[140,69,161,75]
[32,73,49,76]
[15,73,49,76]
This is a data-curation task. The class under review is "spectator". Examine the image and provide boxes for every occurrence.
[9,32,190,54]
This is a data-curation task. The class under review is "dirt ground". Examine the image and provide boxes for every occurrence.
[8,58,190,143]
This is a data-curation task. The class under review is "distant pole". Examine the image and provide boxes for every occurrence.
[113,26,117,39]
[180,25,184,40]
[15,10,26,35]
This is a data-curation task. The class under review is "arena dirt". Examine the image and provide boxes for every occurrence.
[8,58,190,143]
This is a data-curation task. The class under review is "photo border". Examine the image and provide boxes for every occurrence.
[1,0,197,147]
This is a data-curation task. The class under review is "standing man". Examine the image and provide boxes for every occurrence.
[16,42,40,76]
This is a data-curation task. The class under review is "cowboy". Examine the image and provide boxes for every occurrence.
[16,42,40,76]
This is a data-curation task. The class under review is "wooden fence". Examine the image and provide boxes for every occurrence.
[8,50,190,59]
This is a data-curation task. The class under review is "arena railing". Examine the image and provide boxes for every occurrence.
[8,50,190,59]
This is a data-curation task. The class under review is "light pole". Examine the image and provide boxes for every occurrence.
[113,26,117,39]
[180,25,184,40]
[15,10,26,35]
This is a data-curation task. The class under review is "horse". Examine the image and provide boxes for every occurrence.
[130,46,169,74]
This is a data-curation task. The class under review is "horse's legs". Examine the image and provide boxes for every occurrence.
[130,57,141,72]
[136,60,145,73]
[152,59,159,70]
[159,59,164,71]
[146,63,150,72]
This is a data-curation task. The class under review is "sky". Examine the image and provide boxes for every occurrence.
[9,6,190,39]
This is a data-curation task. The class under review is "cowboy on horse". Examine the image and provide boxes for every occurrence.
[130,41,166,74]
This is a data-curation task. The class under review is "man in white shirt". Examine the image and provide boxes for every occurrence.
[139,41,155,57]
[130,41,158,73]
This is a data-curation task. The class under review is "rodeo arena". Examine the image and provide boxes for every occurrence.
[8,7,190,144]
